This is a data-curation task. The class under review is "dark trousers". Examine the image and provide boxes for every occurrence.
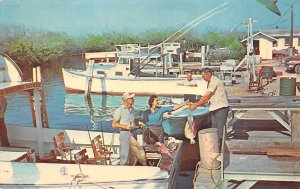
[0,117,10,147]
[146,126,164,144]
[210,106,229,140]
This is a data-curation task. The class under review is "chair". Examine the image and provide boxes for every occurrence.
[52,132,75,161]
[91,135,113,165]
[74,148,89,164]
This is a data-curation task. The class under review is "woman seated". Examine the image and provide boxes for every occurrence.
[142,95,188,145]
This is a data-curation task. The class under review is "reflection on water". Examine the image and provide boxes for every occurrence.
[5,56,178,132]
[64,93,149,121]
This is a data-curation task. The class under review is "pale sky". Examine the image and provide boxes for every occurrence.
[0,0,298,36]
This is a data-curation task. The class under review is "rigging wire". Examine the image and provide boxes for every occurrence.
[267,0,296,27]
[129,2,229,76]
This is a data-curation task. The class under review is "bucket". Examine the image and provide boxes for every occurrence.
[280,77,296,96]
[261,66,274,77]
[198,128,220,169]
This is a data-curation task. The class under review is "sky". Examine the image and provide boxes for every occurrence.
[0,0,299,36]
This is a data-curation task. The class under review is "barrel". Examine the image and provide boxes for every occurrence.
[198,128,220,169]
[280,77,296,96]
[261,66,274,77]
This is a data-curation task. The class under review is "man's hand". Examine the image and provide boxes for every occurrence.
[189,102,197,111]
[126,124,133,131]
[137,121,145,128]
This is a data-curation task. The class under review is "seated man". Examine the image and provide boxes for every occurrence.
[177,72,197,87]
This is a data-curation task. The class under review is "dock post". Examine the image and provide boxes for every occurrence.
[33,88,44,157]
[179,52,183,74]
[291,110,300,141]
[201,46,205,67]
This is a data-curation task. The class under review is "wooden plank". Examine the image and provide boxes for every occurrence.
[291,110,300,141]
[267,148,300,157]
[230,103,274,108]
[224,154,300,182]
[225,140,300,155]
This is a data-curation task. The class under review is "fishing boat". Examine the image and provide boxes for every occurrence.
[62,43,208,97]
[0,53,183,189]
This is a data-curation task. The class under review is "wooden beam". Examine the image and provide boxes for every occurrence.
[291,110,300,141]
[267,148,300,157]
[225,140,300,154]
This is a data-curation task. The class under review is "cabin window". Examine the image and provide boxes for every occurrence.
[298,37,300,47]
[115,72,123,76]
[272,41,278,47]
[285,37,290,46]
[97,71,106,75]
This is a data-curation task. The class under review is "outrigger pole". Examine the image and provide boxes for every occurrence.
[129,2,229,76]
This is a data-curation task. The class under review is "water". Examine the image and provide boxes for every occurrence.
[5,56,171,132]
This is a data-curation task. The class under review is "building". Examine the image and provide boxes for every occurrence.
[242,28,300,60]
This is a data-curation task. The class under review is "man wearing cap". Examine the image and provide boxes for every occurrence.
[189,67,229,143]
[112,92,142,165]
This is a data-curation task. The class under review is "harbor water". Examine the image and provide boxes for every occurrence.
[5,56,179,132]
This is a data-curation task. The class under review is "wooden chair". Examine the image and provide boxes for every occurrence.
[52,132,75,161]
[74,149,89,164]
[91,135,113,165]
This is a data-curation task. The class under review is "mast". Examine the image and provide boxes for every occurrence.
[290,3,294,56]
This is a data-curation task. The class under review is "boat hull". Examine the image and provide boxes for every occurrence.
[162,107,210,138]
[62,68,207,97]
[3,125,182,189]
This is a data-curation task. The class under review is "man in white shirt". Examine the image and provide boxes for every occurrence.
[112,92,142,165]
[177,72,197,87]
[189,67,229,142]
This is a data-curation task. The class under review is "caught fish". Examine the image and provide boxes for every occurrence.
[184,115,196,144]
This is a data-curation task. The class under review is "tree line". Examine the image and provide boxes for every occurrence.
[0,26,246,68]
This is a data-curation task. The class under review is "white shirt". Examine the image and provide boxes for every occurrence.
[178,79,197,86]
[206,76,229,111]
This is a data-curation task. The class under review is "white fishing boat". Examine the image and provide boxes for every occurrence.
[0,53,183,189]
[62,44,208,97]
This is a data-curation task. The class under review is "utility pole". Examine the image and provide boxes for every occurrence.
[290,3,294,56]
[246,18,257,82]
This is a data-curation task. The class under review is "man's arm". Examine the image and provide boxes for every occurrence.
[112,119,132,131]
[189,91,213,110]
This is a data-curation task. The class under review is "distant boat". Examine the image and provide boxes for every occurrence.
[62,46,207,97]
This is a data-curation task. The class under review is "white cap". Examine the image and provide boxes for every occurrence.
[122,92,135,101]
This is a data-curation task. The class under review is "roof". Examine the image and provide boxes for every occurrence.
[242,32,277,42]
[259,28,300,37]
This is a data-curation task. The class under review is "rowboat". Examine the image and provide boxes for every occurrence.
[0,53,183,189]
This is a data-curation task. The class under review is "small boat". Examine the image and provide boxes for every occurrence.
[0,53,183,189]
[62,44,207,97]
[162,106,210,138]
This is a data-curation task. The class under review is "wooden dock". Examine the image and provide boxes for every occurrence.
[193,101,300,189]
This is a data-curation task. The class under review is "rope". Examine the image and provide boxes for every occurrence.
[210,153,222,188]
